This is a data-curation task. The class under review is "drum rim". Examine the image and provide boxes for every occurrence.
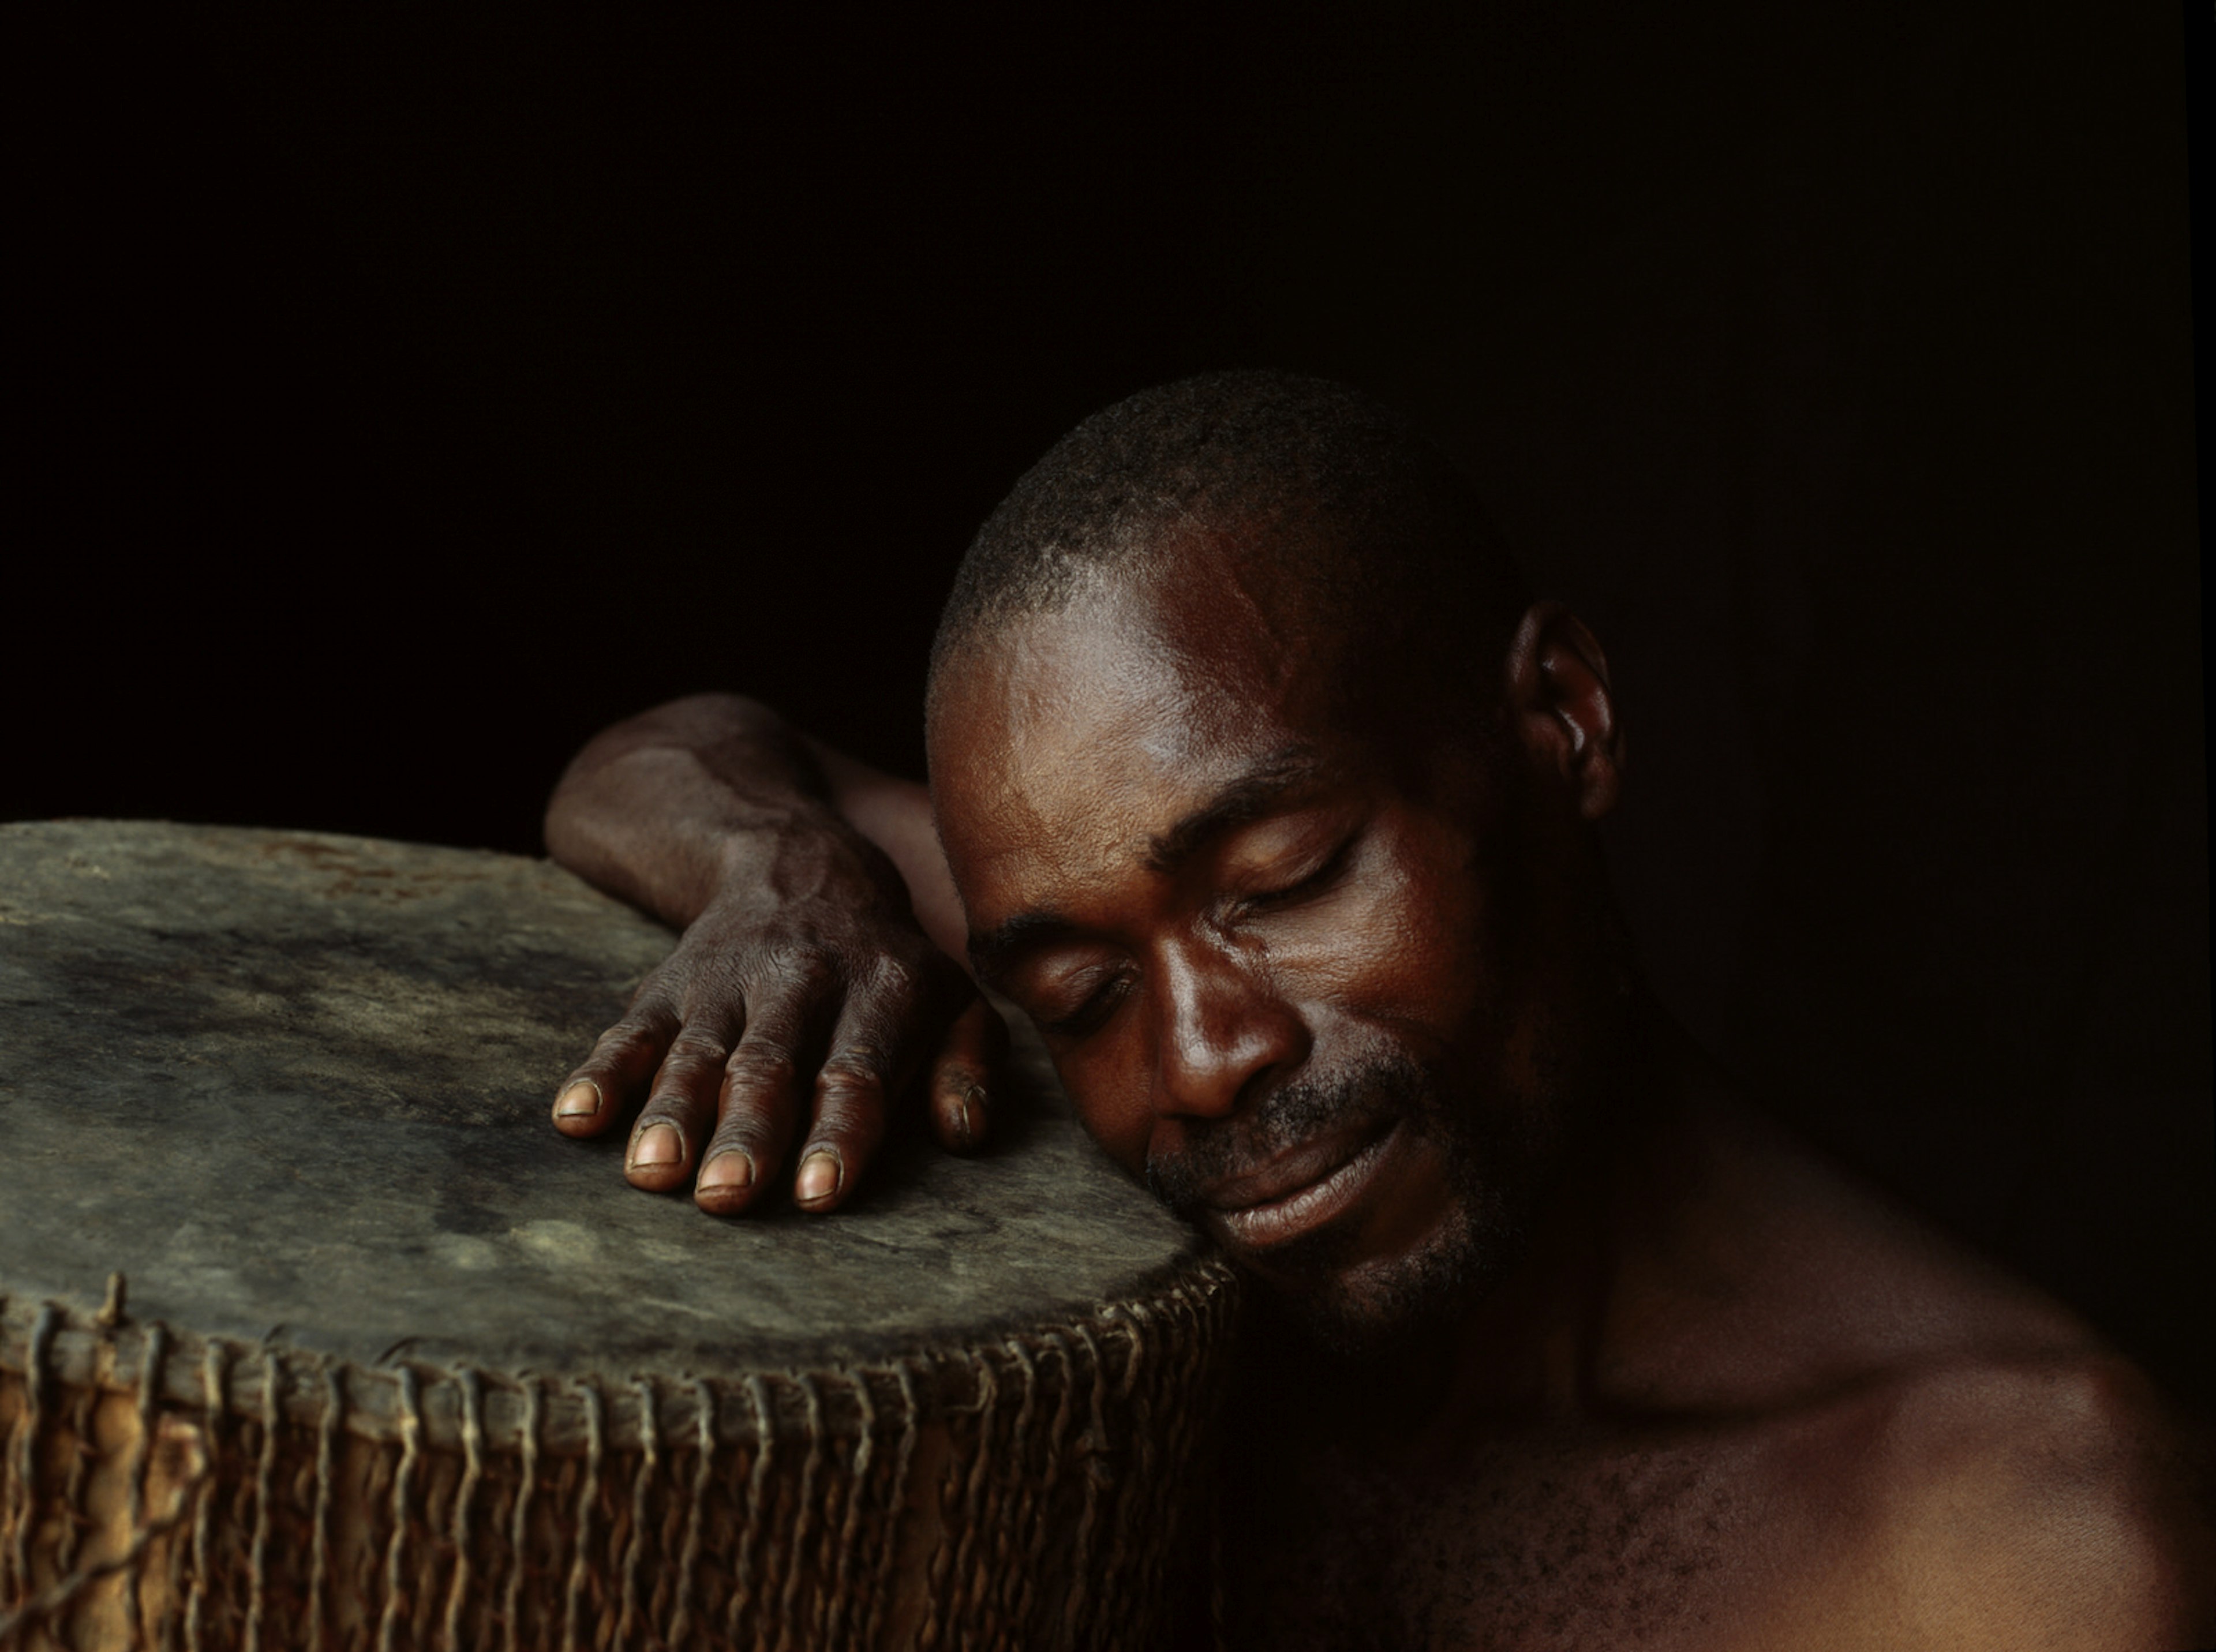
[0,1260,1239,1458]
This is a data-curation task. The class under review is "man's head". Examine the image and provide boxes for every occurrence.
[926,373,1631,1350]
[928,372,1531,753]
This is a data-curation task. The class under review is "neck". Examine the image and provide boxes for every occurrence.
[1237,991,1717,1446]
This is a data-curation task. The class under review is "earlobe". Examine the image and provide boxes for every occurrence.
[1503,602,1626,821]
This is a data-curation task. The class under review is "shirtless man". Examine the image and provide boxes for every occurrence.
[542,373,2211,1648]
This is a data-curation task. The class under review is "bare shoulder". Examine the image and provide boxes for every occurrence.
[1802,1349,2216,1650]
[1677,1098,2214,1646]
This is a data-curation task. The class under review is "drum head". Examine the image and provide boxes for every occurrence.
[0,820,1206,1376]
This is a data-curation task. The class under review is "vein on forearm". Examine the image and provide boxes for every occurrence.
[546,706,844,928]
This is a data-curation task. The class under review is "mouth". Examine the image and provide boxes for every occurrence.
[1200,1119,1400,1252]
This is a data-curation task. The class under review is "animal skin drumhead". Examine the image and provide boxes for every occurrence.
[0,821,1234,1652]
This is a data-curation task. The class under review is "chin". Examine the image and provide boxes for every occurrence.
[1248,1192,1529,1361]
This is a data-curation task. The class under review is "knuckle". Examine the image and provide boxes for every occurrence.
[810,1095,888,1150]
[817,1048,890,1095]
[758,945,837,997]
[723,1043,799,1092]
[647,1054,716,1096]
[624,973,682,1015]
[671,972,746,1028]
[635,1091,698,1125]
[864,954,923,1002]
[934,1057,989,1092]
[593,1018,658,1054]
[705,1113,778,1156]
[663,1027,731,1066]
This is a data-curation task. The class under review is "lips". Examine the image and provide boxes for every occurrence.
[1199,1119,1398,1252]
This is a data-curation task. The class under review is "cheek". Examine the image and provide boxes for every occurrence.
[1271,836,1499,1046]
[1050,1039,1156,1176]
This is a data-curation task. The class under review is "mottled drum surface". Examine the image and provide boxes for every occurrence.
[0,821,1236,1651]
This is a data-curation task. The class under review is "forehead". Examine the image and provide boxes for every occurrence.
[927,537,1350,900]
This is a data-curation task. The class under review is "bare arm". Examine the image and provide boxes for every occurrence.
[796,738,964,962]
[545,693,1003,1215]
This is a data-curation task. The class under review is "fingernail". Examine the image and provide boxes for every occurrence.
[795,1151,841,1205]
[698,1150,755,1194]
[630,1122,682,1168]
[959,1084,987,1148]
[555,1081,600,1119]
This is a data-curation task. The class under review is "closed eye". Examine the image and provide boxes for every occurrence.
[1231,833,1357,919]
[1036,972,1133,1040]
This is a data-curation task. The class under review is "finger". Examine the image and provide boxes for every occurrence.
[694,962,830,1216]
[553,994,680,1138]
[927,994,1009,1155]
[626,1003,746,1192]
[790,958,940,1213]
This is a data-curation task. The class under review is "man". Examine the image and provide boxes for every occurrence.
[542,374,2210,1647]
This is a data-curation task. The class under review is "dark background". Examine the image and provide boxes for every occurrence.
[16,6,2210,1404]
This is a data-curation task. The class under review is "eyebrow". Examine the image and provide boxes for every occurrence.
[1139,747,1327,875]
[965,745,1327,983]
[966,910,1083,985]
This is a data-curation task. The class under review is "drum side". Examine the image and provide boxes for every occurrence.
[2,1265,1238,1651]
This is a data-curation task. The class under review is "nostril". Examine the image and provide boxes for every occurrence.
[1152,950,1309,1121]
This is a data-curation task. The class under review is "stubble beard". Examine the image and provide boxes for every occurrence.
[1146,1037,1572,1359]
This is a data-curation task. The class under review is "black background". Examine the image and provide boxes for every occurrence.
[15,6,2211,1405]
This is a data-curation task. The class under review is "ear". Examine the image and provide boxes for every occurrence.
[1503,601,1625,821]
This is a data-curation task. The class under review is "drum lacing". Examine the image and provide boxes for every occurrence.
[306,1360,344,1652]
[665,1376,717,1648]
[0,1311,208,1650]
[1010,1332,1078,1640]
[122,1320,170,1646]
[2,1260,1241,1652]
[921,1348,998,1651]
[861,1362,924,1652]
[558,1376,604,1652]
[616,1373,658,1649]
[1057,1319,1112,1651]
[376,1364,426,1652]
[822,1368,877,1651]
[183,1339,226,1652]
[1147,1283,1213,1638]
[242,1347,282,1652]
[1099,1303,1160,1641]
[725,1373,774,1646]
[500,1376,542,1652]
[440,1365,486,1652]
[777,1374,828,1652]
[990,1337,1045,1652]
[1,1305,56,1610]
[53,1344,98,1583]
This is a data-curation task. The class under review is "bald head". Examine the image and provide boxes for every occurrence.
[926,372,1531,743]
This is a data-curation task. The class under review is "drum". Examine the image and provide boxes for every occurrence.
[0,821,1237,1651]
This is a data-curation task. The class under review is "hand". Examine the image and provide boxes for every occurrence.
[549,842,1006,1215]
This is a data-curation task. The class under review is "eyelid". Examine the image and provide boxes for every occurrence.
[1229,828,1357,916]
[1036,970,1131,1038]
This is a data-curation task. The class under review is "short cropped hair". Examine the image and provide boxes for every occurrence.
[926,370,1530,726]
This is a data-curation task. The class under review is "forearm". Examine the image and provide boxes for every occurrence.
[800,739,964,959]
[545,694,961,956]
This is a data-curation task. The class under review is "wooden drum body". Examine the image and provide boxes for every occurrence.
[0,822,1236,1650]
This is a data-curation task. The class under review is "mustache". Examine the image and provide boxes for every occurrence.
[1143,1050,1439,1219]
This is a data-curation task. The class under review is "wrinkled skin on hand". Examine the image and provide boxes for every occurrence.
[551,822,1005,1216]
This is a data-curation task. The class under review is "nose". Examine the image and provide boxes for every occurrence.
[1150,940,1308,1119]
